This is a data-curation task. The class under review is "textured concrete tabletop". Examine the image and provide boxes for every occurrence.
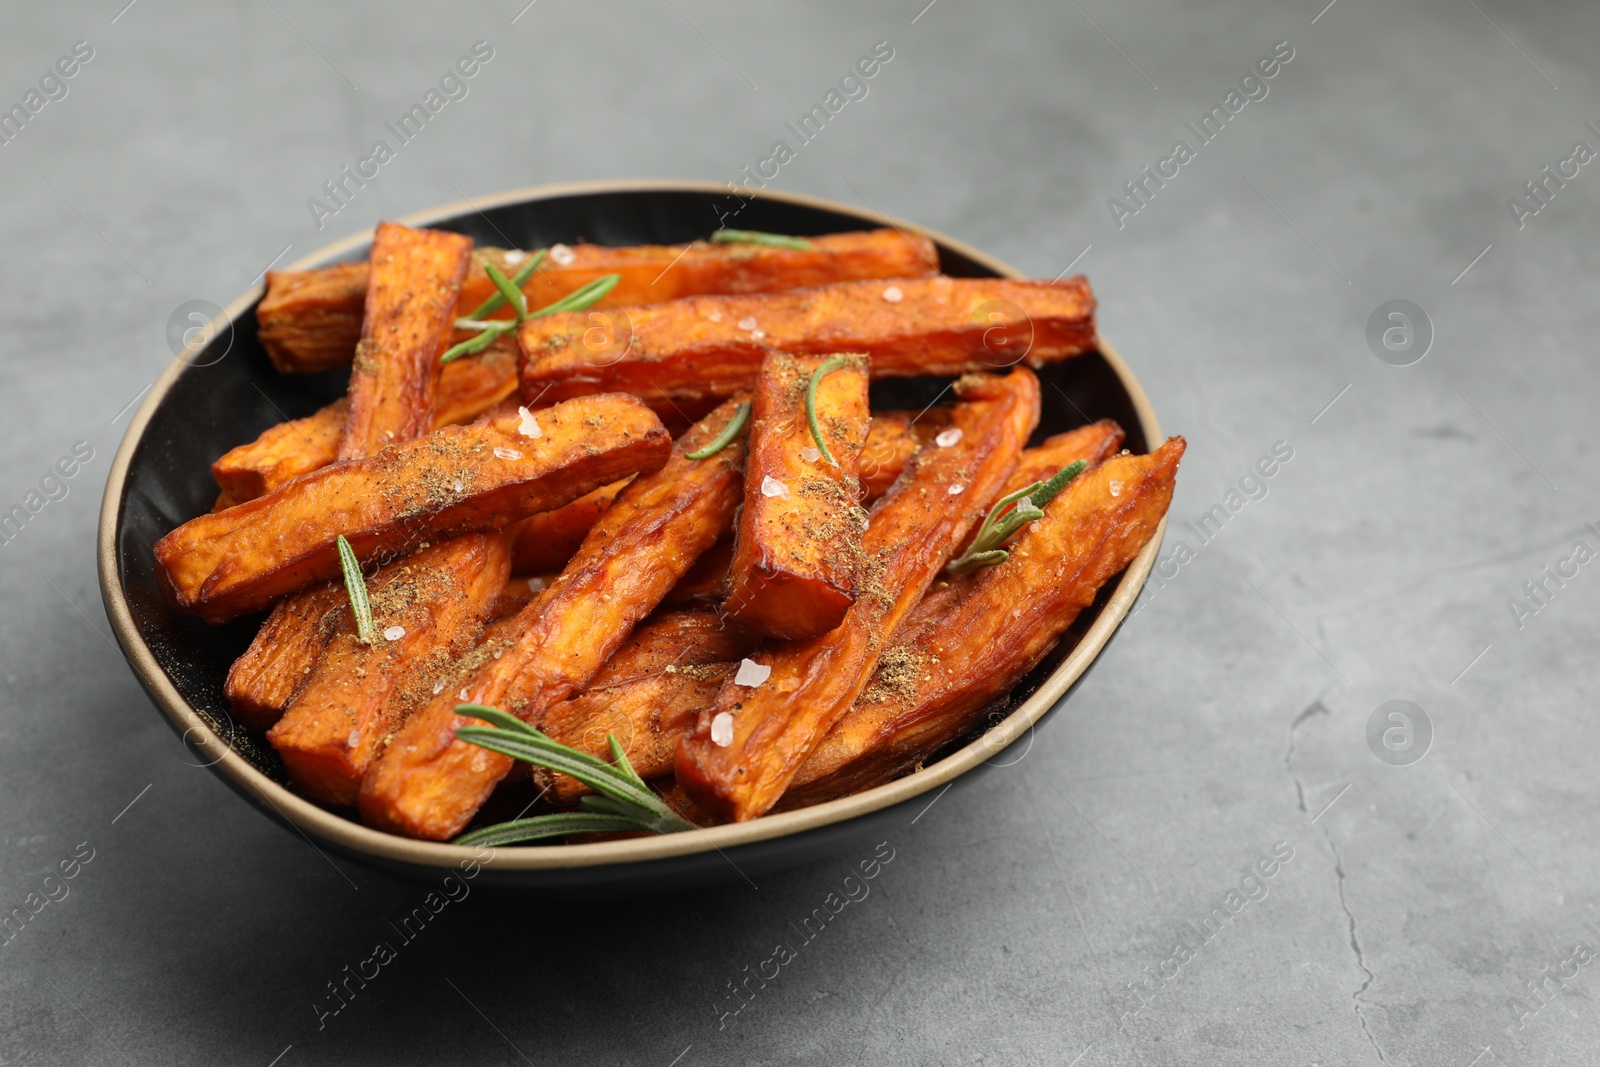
[2,1,1597,1064]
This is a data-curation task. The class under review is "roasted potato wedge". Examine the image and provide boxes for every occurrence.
[725,352,871,640]
[257,230,938,374]
[537,611,760,800]
[675,368,1041,822]
[358,398,749,840]
[155,395,670,622]
[520,276,1096,405]
[267,532,512,806]
[339,222,472,458]
[784,438,1184,807]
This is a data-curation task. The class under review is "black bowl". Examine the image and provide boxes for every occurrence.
[98,180,1164,896]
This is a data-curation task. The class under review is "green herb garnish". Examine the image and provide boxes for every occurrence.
[462,249,546,321]
[946,460,1088,576]
[805,356,849,466]
[441,271,623,364]
[451,705,694,845]
[336,534,377,644]
[710,229,813,250]
[686,402,750,460]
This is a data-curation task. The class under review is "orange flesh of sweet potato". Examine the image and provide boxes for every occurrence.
[519,276,1096,405]
[675,368,1042,822]
[858,409,949,501]
[339,222,472,459]
[212,342,519,511]
[154,395,669,622]
[224,581,349,730]
[257,230,938,374]
[783,437,1184,808]
[724,352,871,640]
[508,480,628,574]
[266,532,512,806]
[537,611,761,800]
[357,398,749,840]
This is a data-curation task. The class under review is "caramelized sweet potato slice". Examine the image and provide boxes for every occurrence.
[155,394,669,622]
[858,409,949,501]
[676,368,1041,821]
[784,438,1184,807]
[339,222,472,458]
[358,398,749,840]
[725,352,870,639]
[537,611,760,800]
[224,582,349,730]
[267,532,512,806]
[212,342,519,510]
[508,480,629,574]
[258,230,938,373]
[520,276,1095,405]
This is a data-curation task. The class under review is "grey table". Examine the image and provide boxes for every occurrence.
[2,1,1596,1063]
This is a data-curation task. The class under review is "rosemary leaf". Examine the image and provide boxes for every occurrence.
[946,460,1088,576]
[710,229,813,250]
[483,261,529,322]
[453,812,640,847]
[686,402,750,460]
[805,356,849,466]
[439,321,514,364]
[529,274,621,318]
[462,249,547,321]
[335,534,376,644]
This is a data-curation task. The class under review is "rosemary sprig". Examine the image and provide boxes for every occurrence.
[451,705,694,846]
[946,459,1088,576]
[710,228,813,250]
[462,249,546,321]
[335,534,377,644]
[805,356,848,466]
[440,272,623,364]
[686,402,750,460]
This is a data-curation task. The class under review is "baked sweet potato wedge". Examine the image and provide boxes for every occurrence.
[258,230,938,374]
[508,480,629,574]
[267,532,512,806]
[358,397,749,840]
[155,394,669,622]
[725,352,871,640]
[675,368,1042,822]
[859,409,949,501]
[212,342,519,510]
[224,581,349,730]
[519,276,1096,405]
[339,222,472,458]
[537,611,760,800]
[784,437,1184,808]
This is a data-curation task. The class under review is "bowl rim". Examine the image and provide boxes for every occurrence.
[97,178,1164,872]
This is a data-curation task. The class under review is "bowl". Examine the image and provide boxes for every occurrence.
[98,180,1163,895]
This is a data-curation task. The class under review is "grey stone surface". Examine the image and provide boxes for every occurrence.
[1,0,1596,1063]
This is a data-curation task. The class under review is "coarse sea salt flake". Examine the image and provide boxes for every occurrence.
[458,688,470,701]
[761,476,789,499]
[453,477,464,492]
[948,483,965,496]
[707,309,723,322]
[494,447,522,461]
[751,329,765,340]
[1109,480,1123,497]
[504,249,526,265]
[801,445,821,463]
[433,679,446,695]
[526,577,546,592]
[347,729,361,748]
[517,406,543,438]
[550,243,576,265]
[881,285,904,303]
[738,316,759,331]
[935,427,963,448]
[710,712,735,747]
[383,625,406,641]
[734,658,771,687]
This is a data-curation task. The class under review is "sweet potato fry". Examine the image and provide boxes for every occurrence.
[267,532,512,806]
[155,395,669,622]
[212,342,520,510]
[725,352,871,639]
[676,368,1042,822]
[339,222,473,458]
[258,230,938,374]
[537,611,760,800]
[660,536,734,609]
[224,581,349,730]
[520,276,1096,405]
[858,409,949,501]
[508,480,629,574]
[783,438,1184,808]
[358,397,750,840]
